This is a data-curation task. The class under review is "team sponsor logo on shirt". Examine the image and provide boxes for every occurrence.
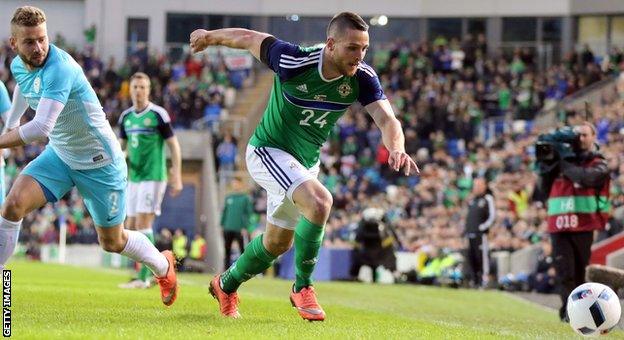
[338,83,352,97]
[314,94,327,101]
[296,84,308,93]
[33,77,41,94]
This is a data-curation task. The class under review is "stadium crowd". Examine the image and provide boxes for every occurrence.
[0,38,238,129]
[315,38,624,289]
[2,33,624,290]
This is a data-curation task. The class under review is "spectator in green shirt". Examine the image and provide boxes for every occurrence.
[220,177,254,270]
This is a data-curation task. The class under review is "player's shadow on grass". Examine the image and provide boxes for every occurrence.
[171,312,219,323]
[171,312,290,325]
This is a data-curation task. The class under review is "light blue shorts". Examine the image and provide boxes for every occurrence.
[21,147,127,227]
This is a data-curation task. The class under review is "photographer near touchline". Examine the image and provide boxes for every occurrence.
[535,121,611,322]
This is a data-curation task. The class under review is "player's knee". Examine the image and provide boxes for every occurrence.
[2,194,28,220]
[309,190,333,219]
[264,237,292,256]
[99,235,126,253]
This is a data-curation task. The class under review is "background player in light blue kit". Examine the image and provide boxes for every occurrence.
[0,81,10,205]
[0,6,178,306]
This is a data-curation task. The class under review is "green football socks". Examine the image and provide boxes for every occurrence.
[294,217,324,292]
[220,234,276,293]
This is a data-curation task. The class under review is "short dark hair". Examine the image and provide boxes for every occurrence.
[326,12,368,38]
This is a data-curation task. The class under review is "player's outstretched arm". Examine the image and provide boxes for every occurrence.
[166,135,183,197]
[366,99,419,176]
[190,28,271,61]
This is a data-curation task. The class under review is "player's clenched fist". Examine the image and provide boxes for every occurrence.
[190,29,210,53]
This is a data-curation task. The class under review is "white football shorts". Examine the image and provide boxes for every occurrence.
[246,145,319,229]
[126,180,167,216]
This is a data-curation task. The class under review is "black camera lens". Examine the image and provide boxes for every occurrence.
[536,142,555,161]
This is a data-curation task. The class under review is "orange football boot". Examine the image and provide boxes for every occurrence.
[209,274,241,318]
[290,286,325,321]
[155,250,178,306]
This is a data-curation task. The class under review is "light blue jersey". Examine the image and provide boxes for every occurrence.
[10,44,122,170]
[0,81,9,114]
[0,81,9,205]
[10,45,126,227]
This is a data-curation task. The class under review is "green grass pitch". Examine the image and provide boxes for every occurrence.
[5,260,622,339]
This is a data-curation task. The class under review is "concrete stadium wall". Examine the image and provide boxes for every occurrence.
[40,244,102,267]
[175,130,222,272]
[606,248,624,270]
[493,245,541,280]
[591,232,624,265]
[571,0,624,15]
[175,130,213,160]
[82,0,574,62]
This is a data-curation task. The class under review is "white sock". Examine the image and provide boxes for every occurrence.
[0,217,21,270]
[121,230,168,277]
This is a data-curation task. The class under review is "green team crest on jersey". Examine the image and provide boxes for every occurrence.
[250,65,361,168]
[122,107,168,182]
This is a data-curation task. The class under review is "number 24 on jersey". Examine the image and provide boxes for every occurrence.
[299,109,330,128]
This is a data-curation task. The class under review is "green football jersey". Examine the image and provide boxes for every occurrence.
[250,38,385,168]
[119,103,174,182]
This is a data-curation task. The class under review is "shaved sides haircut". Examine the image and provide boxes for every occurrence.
[326,12,368,38]
[10,6,46,35]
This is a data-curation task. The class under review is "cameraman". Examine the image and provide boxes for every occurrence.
[349,208,397,283]
[536,122,610,321]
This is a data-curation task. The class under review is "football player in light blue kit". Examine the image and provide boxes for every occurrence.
[0,6,178,306]
[0,81,10,204]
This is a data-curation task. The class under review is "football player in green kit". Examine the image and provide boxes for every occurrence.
[190,12,419,321]
[118,72,183,289]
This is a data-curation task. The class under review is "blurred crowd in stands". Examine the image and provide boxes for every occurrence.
[0,39,240,129]
[315,37,624,290]
[3,33,624,291]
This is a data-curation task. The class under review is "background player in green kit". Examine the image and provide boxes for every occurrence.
[190,12,419,321]
[118,72,183,289]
